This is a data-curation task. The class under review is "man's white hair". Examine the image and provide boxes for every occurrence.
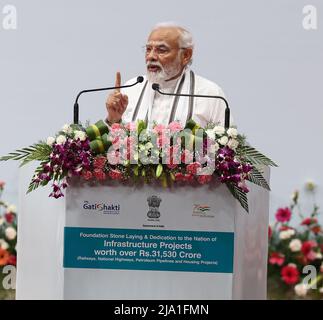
[151,22,194,49]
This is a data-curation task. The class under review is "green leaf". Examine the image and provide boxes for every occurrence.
[0,143,51,167]
[226,182,249,213]
[247,167,271,190]
[133,166,139,176]
[137,120,147,134]
[20,143,52,167]
[160,173,168,188]
[169,172,176,181]
[27,162,48,194]
[239,145,277,167]
[185,119,197,131]
[0,149,32,161]
[156,164,163,178]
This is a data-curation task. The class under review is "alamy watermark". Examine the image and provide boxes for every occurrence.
[1,265,16,290]
[302,5,318,30]
[1,4,17,30]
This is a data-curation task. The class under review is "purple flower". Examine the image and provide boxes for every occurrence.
[229,174,242,183]
[242,163,253,173]
[218,147,234,158]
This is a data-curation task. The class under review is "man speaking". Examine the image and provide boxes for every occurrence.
[105,22,230,128]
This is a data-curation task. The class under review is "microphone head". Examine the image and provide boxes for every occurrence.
[152,83,160,91]
[137,76,144,83]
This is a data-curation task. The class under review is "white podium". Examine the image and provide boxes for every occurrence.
[16,165,270,299]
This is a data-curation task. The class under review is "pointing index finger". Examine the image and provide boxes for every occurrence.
[115,71,121,92]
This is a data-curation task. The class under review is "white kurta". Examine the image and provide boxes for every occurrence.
[110,69,232,128]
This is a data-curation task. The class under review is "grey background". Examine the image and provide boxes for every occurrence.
[0,0,322,222]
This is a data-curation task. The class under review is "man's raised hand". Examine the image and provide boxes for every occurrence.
[106,72,128,124]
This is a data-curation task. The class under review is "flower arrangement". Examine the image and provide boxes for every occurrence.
[0,119,276,212]
[268,181,323,299]
[0,181,17,268]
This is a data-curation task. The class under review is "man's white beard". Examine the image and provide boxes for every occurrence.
[146,55,183,88]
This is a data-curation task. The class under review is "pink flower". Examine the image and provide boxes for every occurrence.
[0,181,5,189]
[301,218,318,226]
[279,225,293,231]
[5,212,15,224]
[184,173,194,183]
[93,156,106,169]
[165,146,180,169]
[197,174,212,185]
[181,150,194,164]
[238,181,249,193]
[93,169,106,181]
[124,136,137,160]
[268,226,272,239]
[112,136,120,145]
[111,123,122,130]
[167,121,183,133]
[153,124,166,134]
[269,252,285,266]
[186,162,201,175]
[158,131,171,148]
[275,207,292,223]
[7,255,16,266]
[107,150,121,165]
[125,122,137,131]
[109,169,123,180]
[82,170,93,181]
[281,264,300,285]
[174,172,185,181]
[301,240,317,261]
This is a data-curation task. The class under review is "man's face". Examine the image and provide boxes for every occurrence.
[145,27,187,84]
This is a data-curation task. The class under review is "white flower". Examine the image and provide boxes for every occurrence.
[62,124,72,134]
[56,135,67,145]
[319,287,323,294]
[133,152,139,161]
[305,180,315,191]
[218,136,228,146]
[145,142,154,150]
[74,130,86,141]
[209,142,220,154]
[227,139,239,150]
[205,129,215,139]
[47,136,55,146]
[291,191,299,203]
[279,229,295,240]
[294,283,308,297]
[289,229,295,236]
[7,204,17,213]
[0,239,9,250]
[227,128,238,138]
[5,227,17,240]
[316,252,323,259]
[289,239,302,252]
[0,217,4,226]
[214,126,225,136]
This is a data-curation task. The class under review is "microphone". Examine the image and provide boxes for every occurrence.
[152,83,231,129]
[73,76,144,124]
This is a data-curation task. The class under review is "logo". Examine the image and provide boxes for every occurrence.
[83,201,120,214]
[193,204,214,218]
[147,195,162,219]
[193,204,210,213]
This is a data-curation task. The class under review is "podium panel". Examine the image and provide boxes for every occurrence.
[64,182,236,299]
[16,165,270,299]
